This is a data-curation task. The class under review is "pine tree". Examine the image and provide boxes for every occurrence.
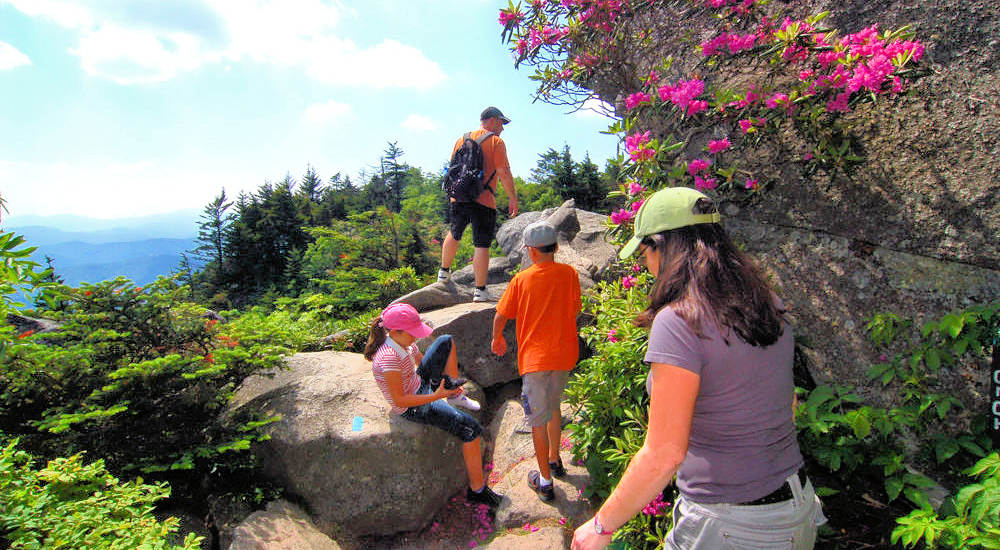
[191,189,233,291]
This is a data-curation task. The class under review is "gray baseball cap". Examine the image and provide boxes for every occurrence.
[481,106,511,124]
[523,221,557,247]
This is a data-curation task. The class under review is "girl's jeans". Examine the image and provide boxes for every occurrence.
[400,335,482,443]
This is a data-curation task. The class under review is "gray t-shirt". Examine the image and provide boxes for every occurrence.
[644,306,802,504]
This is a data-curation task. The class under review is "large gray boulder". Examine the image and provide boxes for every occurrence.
[229,351,484,539]
[229,500,344,550]
[416,303,520,388]
[725,215,1000,406]
[497,200,617,288]
[394,256,515,313]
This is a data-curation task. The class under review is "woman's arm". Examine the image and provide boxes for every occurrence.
[572,363,700,550]
[383,370,457,409]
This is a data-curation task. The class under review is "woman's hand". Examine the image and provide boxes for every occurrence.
[571,517,612,550]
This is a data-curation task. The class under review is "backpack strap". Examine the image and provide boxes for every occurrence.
[475,131,497,194]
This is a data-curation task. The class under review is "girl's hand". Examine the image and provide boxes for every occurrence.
[571,518,612,550]
[431,380,462,399]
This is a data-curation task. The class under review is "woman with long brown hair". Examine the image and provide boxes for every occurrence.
[572,187,825,549]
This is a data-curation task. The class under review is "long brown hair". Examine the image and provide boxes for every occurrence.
[634,198,784,347]
[363,317,387,361]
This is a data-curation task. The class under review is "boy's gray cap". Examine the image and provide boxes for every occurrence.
[523,221,557,247]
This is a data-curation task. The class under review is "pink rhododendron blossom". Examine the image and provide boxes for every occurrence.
[686,100,708,116]
[694,176,717,191]
[817,50,846,68]
[622,275,637,289]
[688,158,711,175]
[765,93,788,109]
[739,119,754,133]
[607,329,619,342]
[625,91,651,109]
[625,131,651,151]
[826,91,851,112]
[642,494,671,516]
[803,153,814,160]
[658,79,705,115]
[645,70,659,84]
[707,138,731,153]
[798,69,814,80]
[559,517,568,525]
[628,181,645,195]
[498,9,523,26]
[745,178,758,190]
[610,208,635,225]
[632,264,642,272]
[630,199,644,213]
[629,147,656,162]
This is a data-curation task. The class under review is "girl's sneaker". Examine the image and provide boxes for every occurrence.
[447,394,481,411]
[467,485,503,507]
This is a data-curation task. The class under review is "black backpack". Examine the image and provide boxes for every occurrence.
[442,131,496,202]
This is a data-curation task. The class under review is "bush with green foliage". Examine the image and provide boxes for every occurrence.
[893,453,1000,549]
[565,267,676,548]
[2,275,286,499]
[0,438,202,550]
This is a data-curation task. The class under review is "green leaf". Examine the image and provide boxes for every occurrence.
[850,411,871,439]
[904,487,934,511]
[886,477,904,501]
[925,348,941,371]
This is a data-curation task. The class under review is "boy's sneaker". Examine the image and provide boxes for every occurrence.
[443,376,467,390]
[527,470,555,502]
[447,394,481,411]
[436,269,451,283]
[472,287,492,302]
[549,458,567,478]
[467,485,503,507]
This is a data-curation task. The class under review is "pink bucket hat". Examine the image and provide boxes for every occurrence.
[381,303,433,338]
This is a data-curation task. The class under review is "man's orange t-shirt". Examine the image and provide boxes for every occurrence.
[496,261,581,375]
[451,129,510,210]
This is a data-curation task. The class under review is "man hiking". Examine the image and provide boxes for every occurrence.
[438,106,519,303]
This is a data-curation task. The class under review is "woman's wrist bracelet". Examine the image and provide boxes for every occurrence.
[593,513,614,536]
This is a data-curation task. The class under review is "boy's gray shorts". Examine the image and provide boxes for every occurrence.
[521,370,570,427]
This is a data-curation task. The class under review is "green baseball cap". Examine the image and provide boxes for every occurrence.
[618,187,721,259]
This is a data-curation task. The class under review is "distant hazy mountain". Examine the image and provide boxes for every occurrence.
[33,239,199,287]
[2,210,202,287]
[4,210,200,244]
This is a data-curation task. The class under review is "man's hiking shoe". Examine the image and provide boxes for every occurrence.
[528,470,555,502]
[467,485,503,507]
[472,287,492,302]
[447,394,481,411]
[437,269,451,283]
[443,376,467,390]
[549,458,567,478]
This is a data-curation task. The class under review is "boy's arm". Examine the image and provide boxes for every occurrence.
[491,312,509,356]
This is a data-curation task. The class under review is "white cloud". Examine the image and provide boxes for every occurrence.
[2,0,447,88]
[0,158,253,219]
[303,100,352,125]
[573,97,616,119]
[401,113,439,132]
[0,41,31,70]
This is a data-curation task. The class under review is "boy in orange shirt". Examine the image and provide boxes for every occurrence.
[491,221,581,502]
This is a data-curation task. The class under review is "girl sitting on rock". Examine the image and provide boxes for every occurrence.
[363,302,502,508]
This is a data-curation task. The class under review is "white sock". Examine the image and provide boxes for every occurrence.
[539,475,552,486]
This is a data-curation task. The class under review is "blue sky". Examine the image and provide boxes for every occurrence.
[0,0,619,221]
